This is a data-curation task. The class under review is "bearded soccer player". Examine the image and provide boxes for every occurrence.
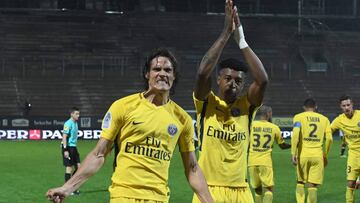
[248,105,290,203]
[61,107,81,195]
[192,0,268,202]
[46,49,214,203]
[331,95,360,203]
[291,98,333,203]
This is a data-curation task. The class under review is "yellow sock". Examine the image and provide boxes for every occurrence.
[346,187,354,203]
[296,183,305,203]
[263,191,273,203]
[254,193,262,203]
[307,187,317,203]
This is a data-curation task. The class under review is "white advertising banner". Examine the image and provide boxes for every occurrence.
[0,129,101,140]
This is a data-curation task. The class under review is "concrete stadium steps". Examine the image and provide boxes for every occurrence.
[326,32,360,77]
[1,76,359,118]
[0,12,350,86]
[16,79,83,116]
[264,78,360,118]
[11,77,144,116]
[264,79,307,116]
[0,12,297,79]
[301,79,360,118]
[0,80,20,115]
[0,11,358,117]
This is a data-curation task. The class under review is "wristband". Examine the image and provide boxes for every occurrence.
[235,25,248,49]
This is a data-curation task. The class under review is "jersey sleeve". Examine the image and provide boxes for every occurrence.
[63,121,71,135]
[275,125,284,145]
[100,100,126,141]
[193,92,209,114]
[178,116,196,152]
[242,94,257,120]
[324,118,333,157]
[291,115,301,155]
[330,116,340,133]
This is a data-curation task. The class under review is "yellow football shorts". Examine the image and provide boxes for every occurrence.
[248,165,274,188]
[297,156,324,185]
[192,185,254,203]
[110,197,166,203]
[347,153,360,181]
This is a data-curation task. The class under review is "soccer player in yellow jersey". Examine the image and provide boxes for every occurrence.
[248,105,290,203]
[291,98,333,203]
[46,49,214,203]
[192,0,268,202]
[331,95,360,203]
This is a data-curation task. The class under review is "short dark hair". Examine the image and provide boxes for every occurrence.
[143,48,179,94]
[303,98,316,108]
[218,58,248,73]
[258,105,272,116]
[339,95,352,103]
[70,107,79,113]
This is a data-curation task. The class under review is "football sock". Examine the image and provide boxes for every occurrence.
[65,173,71,182]
[307,187,317,203]
[296,183,305,203]
[263,191,273,203]
[254,193,262,203]
[346,187,354,203]
[341,147,346,156]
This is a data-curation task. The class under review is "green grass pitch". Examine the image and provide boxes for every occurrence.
[0,139,351,203]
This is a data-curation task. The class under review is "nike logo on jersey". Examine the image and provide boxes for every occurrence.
[132,121,144,125]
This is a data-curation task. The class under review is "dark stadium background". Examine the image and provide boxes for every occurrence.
[0,0,358,202]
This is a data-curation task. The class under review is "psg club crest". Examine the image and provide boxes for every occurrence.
[102,112,112,129]
[231,108,241,117]
[167,124,178,137]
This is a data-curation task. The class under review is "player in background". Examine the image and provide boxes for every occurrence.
[61,107,81,195]
[339,130,347,158]
[248,105,291,203]
[192,0,268,202]
[291,98,333,203]
[331,95,360,203]
[46,48,214,203]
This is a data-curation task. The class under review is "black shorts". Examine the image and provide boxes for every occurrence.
[61,145,80,167]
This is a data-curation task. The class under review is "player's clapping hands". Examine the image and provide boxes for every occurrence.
[223,0,237,33]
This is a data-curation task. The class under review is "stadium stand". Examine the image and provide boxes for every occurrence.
[0,10,360,118]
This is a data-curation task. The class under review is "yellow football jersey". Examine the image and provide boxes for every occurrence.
[101,93,195,202]
[331,110,360,157]
[248,120,284,167]
[193,91,255,187]
[291,111,332,158]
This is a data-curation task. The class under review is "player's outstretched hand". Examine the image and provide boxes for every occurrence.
[291,155,298,166]
[46,186,70,203]
[233,6,240,28]
[232,6,249,49]
[223,0,236,33]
